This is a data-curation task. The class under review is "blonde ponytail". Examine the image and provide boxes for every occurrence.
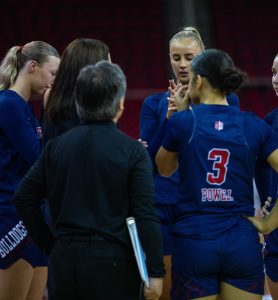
[0,46,21,90]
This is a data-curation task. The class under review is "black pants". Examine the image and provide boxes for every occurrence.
[48,236,142,300]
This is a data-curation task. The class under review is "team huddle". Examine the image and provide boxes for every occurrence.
[0,27,278,300]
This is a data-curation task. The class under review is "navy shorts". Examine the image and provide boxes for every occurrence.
[0,220,48,269]
[0,236,48,269]
[156,204,174,255]
[264,255,278,282]
[171,219,264,299]
[264,229,278,281]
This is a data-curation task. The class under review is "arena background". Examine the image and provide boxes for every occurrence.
[1,0,277,138]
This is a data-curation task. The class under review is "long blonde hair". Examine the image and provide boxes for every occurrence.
[0,41,59,90]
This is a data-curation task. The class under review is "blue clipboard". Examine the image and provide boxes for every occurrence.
[126,217,150,288]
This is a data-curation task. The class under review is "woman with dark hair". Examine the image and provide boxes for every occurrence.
[139,27,239,300]
[43,38,110,144]
[0,41,60,300]
[155,49,278,300]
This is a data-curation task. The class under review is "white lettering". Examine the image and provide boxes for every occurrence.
[4,236,15,250]
[202,188,234,202]
[0,221,28,258]
[0,240,11,253]
[17,222,28,237]
[12,227,24,241]
[8,231,21,244]
[0,247,6,258]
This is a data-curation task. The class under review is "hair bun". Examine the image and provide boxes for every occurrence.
[221,69,246,93]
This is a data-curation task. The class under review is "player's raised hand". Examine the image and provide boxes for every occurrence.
[173,83,190,111]
[166,81,181,119]
[168,79,177,97]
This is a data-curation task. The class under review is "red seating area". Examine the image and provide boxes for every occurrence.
[211,0,277,77]
[238,88,276,119]
[211,0,277,118]
[0,0,167,138]
[3,1,276,136]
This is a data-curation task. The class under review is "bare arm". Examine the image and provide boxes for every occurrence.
[247,199,278,234]
[247,149,278,234]
[267,149,278,173]
[155,146,178,177]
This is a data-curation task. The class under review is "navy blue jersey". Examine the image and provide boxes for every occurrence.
[140,91,239,205]
[0,90,41,201]
[140,91,179,205]
[162,104,278,238]
[0,90,42,264]
[256,108,278,202]
[255,107,278,267]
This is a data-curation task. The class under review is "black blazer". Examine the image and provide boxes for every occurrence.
[13,121,164,277]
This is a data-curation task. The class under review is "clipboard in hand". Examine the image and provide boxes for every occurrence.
[126,217,150,288]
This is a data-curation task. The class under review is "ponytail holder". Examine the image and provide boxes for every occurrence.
[18,45,24,53]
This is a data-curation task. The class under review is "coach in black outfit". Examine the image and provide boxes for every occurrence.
[13,61,164,300]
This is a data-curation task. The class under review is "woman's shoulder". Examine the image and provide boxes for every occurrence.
[0,90,27,111]
[143,90,169,105]
[0,90,17,102]
[242,110,272,137]
[169,109,194,127]
[226,92,240,108]
[265,108,278,124]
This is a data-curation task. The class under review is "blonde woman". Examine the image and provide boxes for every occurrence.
[139,27,239,299]
[0,41,60,300]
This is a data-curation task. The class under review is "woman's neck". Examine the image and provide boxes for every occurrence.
[9,79,31,102]
[201,90,228,105]
[202,97,228,105]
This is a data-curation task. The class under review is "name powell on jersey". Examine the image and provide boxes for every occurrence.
[201,188,234,202]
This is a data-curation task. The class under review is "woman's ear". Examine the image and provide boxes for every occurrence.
[113,97,125,123]
[27,60,38,73]
[118,97,125,111]
[195,74,203,90]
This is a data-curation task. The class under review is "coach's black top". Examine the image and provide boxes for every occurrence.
[13,120,164,277]
[41,111,81,146]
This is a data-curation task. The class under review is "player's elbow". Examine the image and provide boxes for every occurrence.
[157,165,175,177]
[155,147,178,177]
